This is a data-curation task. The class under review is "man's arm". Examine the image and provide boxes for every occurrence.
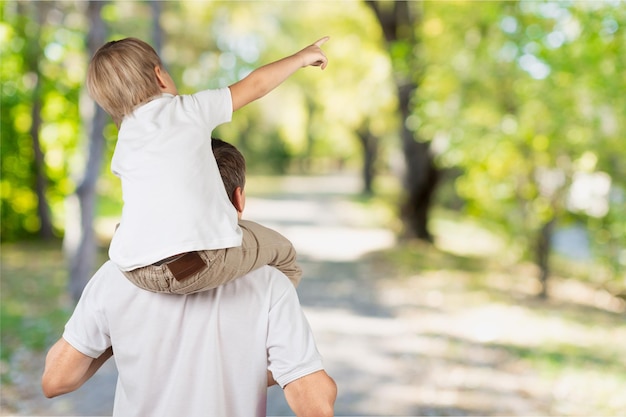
[283,370,337,417]
[229,37,328,112]
[42,338,113,398]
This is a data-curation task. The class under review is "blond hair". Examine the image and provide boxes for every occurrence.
[86,38,162,126]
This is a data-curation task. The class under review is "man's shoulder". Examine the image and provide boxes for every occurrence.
[86,261,129,291]
[245,265,293,285]
[230,266,294,299]
[96,260,125,278]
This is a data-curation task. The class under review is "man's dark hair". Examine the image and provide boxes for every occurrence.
[211,138,246,204]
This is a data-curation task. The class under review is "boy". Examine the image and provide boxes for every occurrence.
[86,36,328,293]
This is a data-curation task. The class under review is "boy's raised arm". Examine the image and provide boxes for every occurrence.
[229,37,329,112]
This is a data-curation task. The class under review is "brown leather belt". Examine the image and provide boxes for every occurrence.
[154,252,206,282]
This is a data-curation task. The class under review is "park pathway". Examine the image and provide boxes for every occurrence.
[4,174,559,416]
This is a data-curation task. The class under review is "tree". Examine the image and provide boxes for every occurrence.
[1,1,83,241]
[1,2,52,240]
[366,1,439,241]
[418,1,626,296]
[356,124,378,195]
[64,1,107,301]
[23,2,54,240]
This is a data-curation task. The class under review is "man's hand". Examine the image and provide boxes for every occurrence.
[295,37,329,70]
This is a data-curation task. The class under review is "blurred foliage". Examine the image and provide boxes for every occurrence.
[1,1,86,240]
[1,0,394,238]
[1,1,624,289]
[415,1,626,286]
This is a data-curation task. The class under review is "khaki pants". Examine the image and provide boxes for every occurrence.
[122,220,302,294]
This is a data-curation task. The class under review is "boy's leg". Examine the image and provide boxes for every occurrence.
[120,250,227,294]
[224,220,302,287]
[121,264,173,293]
[121,220,301,294]
[171,220,301,292]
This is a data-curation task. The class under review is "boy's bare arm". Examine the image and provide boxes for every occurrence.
[229,37,329,112]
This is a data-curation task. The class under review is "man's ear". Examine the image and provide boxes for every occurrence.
[232,186,245,213]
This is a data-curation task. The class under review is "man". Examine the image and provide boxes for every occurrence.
[42,139,337,417]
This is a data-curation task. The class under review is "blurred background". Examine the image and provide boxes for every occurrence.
[1,1,625,416]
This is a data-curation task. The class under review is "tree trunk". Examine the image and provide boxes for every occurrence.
[356,125,378,195]
[536,218,555,298]
[367,1,439,241]
[65,1,107,301]
[150,0,163,54]
[23,2,54,239]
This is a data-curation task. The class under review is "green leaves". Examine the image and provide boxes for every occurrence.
[421,1,625,281]
[2,1,624,284]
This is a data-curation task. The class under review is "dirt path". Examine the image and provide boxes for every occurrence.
[254,176,547,416]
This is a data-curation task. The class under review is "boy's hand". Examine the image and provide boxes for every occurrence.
[229,36,329,111]
[296,37,329,70]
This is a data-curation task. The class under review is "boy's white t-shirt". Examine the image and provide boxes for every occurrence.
[109,88,241,271]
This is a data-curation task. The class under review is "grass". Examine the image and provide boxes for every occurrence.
[0,240,107,388]
[1,241,72,364]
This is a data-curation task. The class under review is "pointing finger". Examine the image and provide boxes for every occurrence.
[314,36,330,47]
